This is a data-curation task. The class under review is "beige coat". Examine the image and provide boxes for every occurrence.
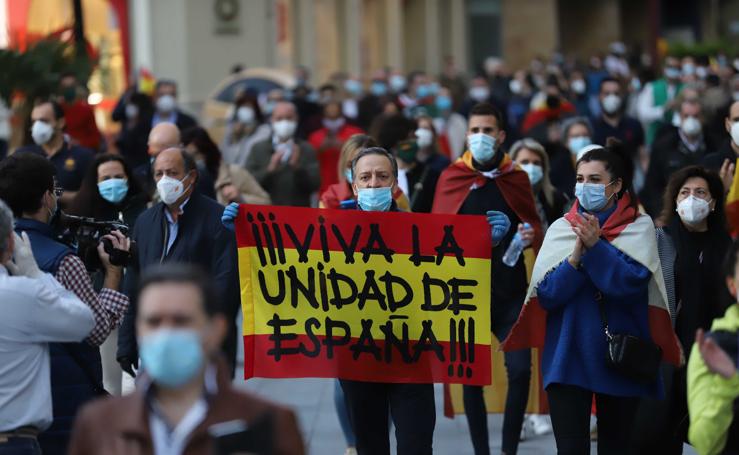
[214,161,271,205]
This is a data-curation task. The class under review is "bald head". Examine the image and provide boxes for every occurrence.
[271,101,297,123]
[148,122,181,157]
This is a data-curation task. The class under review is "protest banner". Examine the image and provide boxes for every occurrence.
[235,205,493,386]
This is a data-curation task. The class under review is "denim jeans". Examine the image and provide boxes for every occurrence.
[0,437,42,455]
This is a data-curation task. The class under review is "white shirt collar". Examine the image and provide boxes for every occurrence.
[164,197,191,223]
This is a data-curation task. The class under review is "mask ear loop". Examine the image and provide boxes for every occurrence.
[605,178,621,201]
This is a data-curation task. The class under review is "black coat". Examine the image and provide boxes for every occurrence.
[702,139,737,172]
[116,192,240,366]
[641,127,715,217]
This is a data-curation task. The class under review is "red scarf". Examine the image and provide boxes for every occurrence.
[564,195,639,241]
[432,152,543,252]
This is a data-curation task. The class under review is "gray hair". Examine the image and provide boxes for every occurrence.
[0,199,14,257]
[350,147,398,180]
[509,138,557,207]
[561,116,593,140]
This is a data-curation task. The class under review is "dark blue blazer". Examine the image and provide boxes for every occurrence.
[116,192,239,362]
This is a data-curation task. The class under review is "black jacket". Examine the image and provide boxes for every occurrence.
[116,192,239,364]
[641,127,715,217]
[702,139,737,172]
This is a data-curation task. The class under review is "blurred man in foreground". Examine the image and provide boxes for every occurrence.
[70,264,304,455]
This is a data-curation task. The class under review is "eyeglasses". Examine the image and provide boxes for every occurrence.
[53,186,64,197]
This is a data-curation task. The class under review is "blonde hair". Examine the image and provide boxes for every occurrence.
[509,138,556,207]
[337,134,378,182]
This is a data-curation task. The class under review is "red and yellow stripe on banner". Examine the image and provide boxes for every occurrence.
[445,249,549,415]
[726,158,739,237]
[235,205,493,385]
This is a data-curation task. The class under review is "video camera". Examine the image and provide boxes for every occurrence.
[57,213,133,272]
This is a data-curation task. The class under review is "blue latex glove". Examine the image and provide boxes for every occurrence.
[221,202,240,231]
[486,210,511,247]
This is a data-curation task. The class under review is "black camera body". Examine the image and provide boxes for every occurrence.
[58,213,132,272]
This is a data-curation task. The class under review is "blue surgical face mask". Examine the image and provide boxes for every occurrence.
[568,136,592,156]
[435,95,452,111]
[575,181,615,212]
[370,81,388,97]
[139,329,204,388]
[416,84,431,98]
[344,168,353,184]
[345,79,363,96]
[520,163,544,186]
[468,133,497,163]
[97,178,129,204]
[357,187,392,212]
[389,75,406,92]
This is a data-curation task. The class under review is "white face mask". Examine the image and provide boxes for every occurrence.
[415,128,433,148]
[237,106,255,124]
[676,195,711,225]
[157,174,189,206]
[125,104,139,119]
[601,94,622,115]
[730,121,739,147]
[469,86,490,102]
[571,79,586,95]
[509,79,523,95]
[156,94,176,113]
[31,120,55,146]
[681,116,702,137]
[272,119,297,140]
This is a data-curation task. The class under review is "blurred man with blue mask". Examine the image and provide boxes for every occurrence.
[432,102,543,455]
[69,264,304,455]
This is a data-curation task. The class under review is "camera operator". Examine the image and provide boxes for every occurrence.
[0,199,95,455]
[0,152,131,455]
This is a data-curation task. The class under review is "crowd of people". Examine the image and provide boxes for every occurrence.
[0,41,738,455]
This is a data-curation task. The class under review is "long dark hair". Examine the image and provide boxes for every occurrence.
[658,165,727,231]
[67,154,147,218]
[576,138,637,212]
[181,126,222,177]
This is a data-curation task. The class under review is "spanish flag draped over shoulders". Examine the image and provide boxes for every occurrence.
[433,151,548,416]
[501,193,683,367]
[432,151,544,252]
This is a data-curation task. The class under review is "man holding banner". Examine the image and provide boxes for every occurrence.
[433,102,544,455]
[224,145,512,455]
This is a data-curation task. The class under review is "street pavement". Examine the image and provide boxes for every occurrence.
[234,373,701,455]
[231,318,698,455]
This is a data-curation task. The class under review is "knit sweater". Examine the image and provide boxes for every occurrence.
[536,207,662,398]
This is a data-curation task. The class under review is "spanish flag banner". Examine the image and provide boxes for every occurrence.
[726,159,739,237]
[235,205,493,385]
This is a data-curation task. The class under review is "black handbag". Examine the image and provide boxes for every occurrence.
[596,291,662,384]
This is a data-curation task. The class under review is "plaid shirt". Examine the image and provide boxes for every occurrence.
[54,255,129,346]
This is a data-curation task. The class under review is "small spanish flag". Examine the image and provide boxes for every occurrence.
[137,68,156,96]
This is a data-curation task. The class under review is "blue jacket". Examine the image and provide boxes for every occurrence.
[537,234,662,398]
[116,192,239,363]
[14,218,103,455]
